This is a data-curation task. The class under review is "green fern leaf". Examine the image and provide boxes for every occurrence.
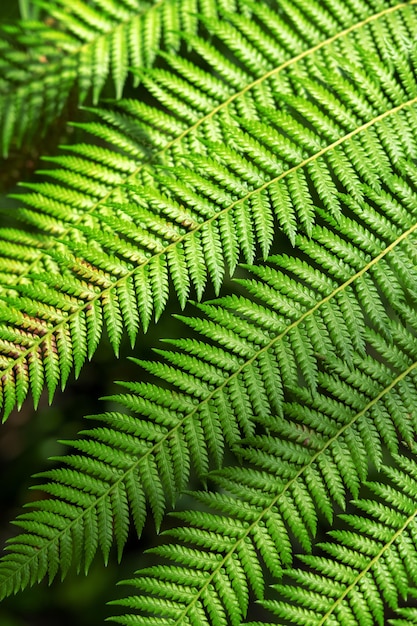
[3,172,417,599]
[252,454,417,625]
[5,2,417,623]
[0,0,244,157]
[1,0,416,419]
[108,445,417,624]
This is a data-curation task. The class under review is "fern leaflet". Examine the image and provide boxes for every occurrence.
[0,0,243,157]
[246,454,417,625]
[107,411,417,624]
[0,0,416,418]
[3,184,417,600]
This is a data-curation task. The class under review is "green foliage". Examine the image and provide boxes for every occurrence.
[113,455,417,625]
[0,0,239,157]
[1,0,415,419]
[2,0,417,624]
[256,455,417,625]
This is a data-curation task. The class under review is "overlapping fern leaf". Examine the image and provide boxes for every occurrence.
[110,454,417,626]
[0,0,239,157]
[1,0,417,419]
[390,595,417,625]
[3,157,417,606]
[105,223,417,623]
[238,454,417,626]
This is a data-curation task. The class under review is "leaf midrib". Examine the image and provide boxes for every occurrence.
[8,0,412,289]
[3,91,417,389]
[3,204,416,592]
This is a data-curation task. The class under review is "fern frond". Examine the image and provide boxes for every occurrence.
[251,454,417,626]
[1,0,417,418]
[0,0,242,157]
[4,170,417,600]
[108,444,417,624]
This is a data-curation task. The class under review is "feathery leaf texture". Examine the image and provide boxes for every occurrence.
[3,163,417,602]
[4,0,417,623]
[247,454,417,626]
[105,216,417,624]
[111,454,417,626]
[0,0,240,157]
[1,0,417,418]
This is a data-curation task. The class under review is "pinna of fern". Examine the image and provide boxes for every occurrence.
[3,179,417,612]
[391,595,417,625]
[0,0,416,420]
[247,454,417,626]
[110,453,417,626]
[0,0,244,158]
